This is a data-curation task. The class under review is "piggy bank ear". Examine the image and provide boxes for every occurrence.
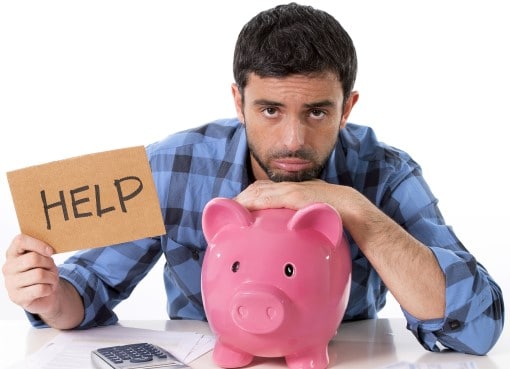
[202,197,254,242]
[288,203,342,248]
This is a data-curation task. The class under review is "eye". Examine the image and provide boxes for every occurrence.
[284,263,294,277]
[231,261,240,273]
[262,107,279,118]
[309,109,326,119]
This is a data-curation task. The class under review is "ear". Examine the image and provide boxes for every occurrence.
[340,91,359,129]
[202,197,254,242]
[231,83,245,124]
[287,203,342,248]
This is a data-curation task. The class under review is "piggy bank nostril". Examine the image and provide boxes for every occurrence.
[237,306,248,318]
[266,307,276,319]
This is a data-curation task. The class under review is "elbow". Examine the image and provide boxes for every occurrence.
[443,295,505,355]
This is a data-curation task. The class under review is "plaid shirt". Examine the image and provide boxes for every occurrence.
[29,118,504,355]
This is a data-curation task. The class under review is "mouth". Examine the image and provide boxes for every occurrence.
[272,158,313,172]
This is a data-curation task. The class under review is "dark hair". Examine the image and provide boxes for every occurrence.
[233,2,357,105]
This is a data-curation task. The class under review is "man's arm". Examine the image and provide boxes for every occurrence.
[235,179,504,354]
[2,234,85,329]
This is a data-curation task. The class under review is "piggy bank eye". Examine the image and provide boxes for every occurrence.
[231,261,240,273]
[284,263,294,277]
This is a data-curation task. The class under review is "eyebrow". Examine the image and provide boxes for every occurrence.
[253,99,284,107]
[253,99,336,108]
[304,100,336,109]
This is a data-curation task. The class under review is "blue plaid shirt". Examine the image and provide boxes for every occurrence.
[29,118,504,355]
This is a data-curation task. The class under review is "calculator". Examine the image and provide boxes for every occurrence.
[91,342,190,368]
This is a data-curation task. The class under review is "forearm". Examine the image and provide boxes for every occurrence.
[39,278,85,330]
[344,200,445,320]
[404,248,504,354]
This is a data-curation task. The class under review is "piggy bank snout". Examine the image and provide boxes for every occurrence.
[231,287,288,334]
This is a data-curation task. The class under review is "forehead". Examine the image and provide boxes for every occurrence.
[243,72,343,103]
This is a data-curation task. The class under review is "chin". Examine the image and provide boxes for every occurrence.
[268,171,317,183]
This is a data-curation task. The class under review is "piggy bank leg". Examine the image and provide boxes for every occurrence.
[285,345,329,369]
[212,341,254,368]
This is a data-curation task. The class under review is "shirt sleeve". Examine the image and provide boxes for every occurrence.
[26,237,163,329]
[403,245,504,355]
[384,166,505,355]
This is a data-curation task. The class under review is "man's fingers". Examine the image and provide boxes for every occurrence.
[13,283,56,311]
[4,264,58,307]
[235,180,316,210]
[3,244,57,276]
[6,234,54,258]
[14,263,58,289]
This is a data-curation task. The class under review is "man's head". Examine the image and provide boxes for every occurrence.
[232,3,359,182]
[233,2,357,107]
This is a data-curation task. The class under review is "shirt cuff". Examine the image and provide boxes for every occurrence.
[58,264,119,329]
[402,246,497,354]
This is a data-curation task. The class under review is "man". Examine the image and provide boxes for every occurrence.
[2,2,504,356]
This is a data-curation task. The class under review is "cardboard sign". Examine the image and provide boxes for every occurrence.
[6,146,166,253]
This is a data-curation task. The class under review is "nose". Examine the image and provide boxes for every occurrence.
[231,288,287,334]
[282,117,305,152]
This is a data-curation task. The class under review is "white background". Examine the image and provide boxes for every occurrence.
[1,1,508,321]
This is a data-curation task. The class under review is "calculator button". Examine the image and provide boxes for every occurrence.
[130,356,153,363]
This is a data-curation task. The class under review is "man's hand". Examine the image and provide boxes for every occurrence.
[234,179,369,233]
[234,179,349,209]
[2,234,84,329]
[3,234,59,314]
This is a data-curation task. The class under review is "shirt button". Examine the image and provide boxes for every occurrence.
[448,320,461,330]
[191,249,200,260]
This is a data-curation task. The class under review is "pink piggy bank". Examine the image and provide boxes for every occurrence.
[201,197,352,369]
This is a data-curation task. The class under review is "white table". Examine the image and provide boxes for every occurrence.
[1,318,508,368]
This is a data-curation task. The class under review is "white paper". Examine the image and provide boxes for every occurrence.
[379,361,479,369]
[6,325,215,369]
